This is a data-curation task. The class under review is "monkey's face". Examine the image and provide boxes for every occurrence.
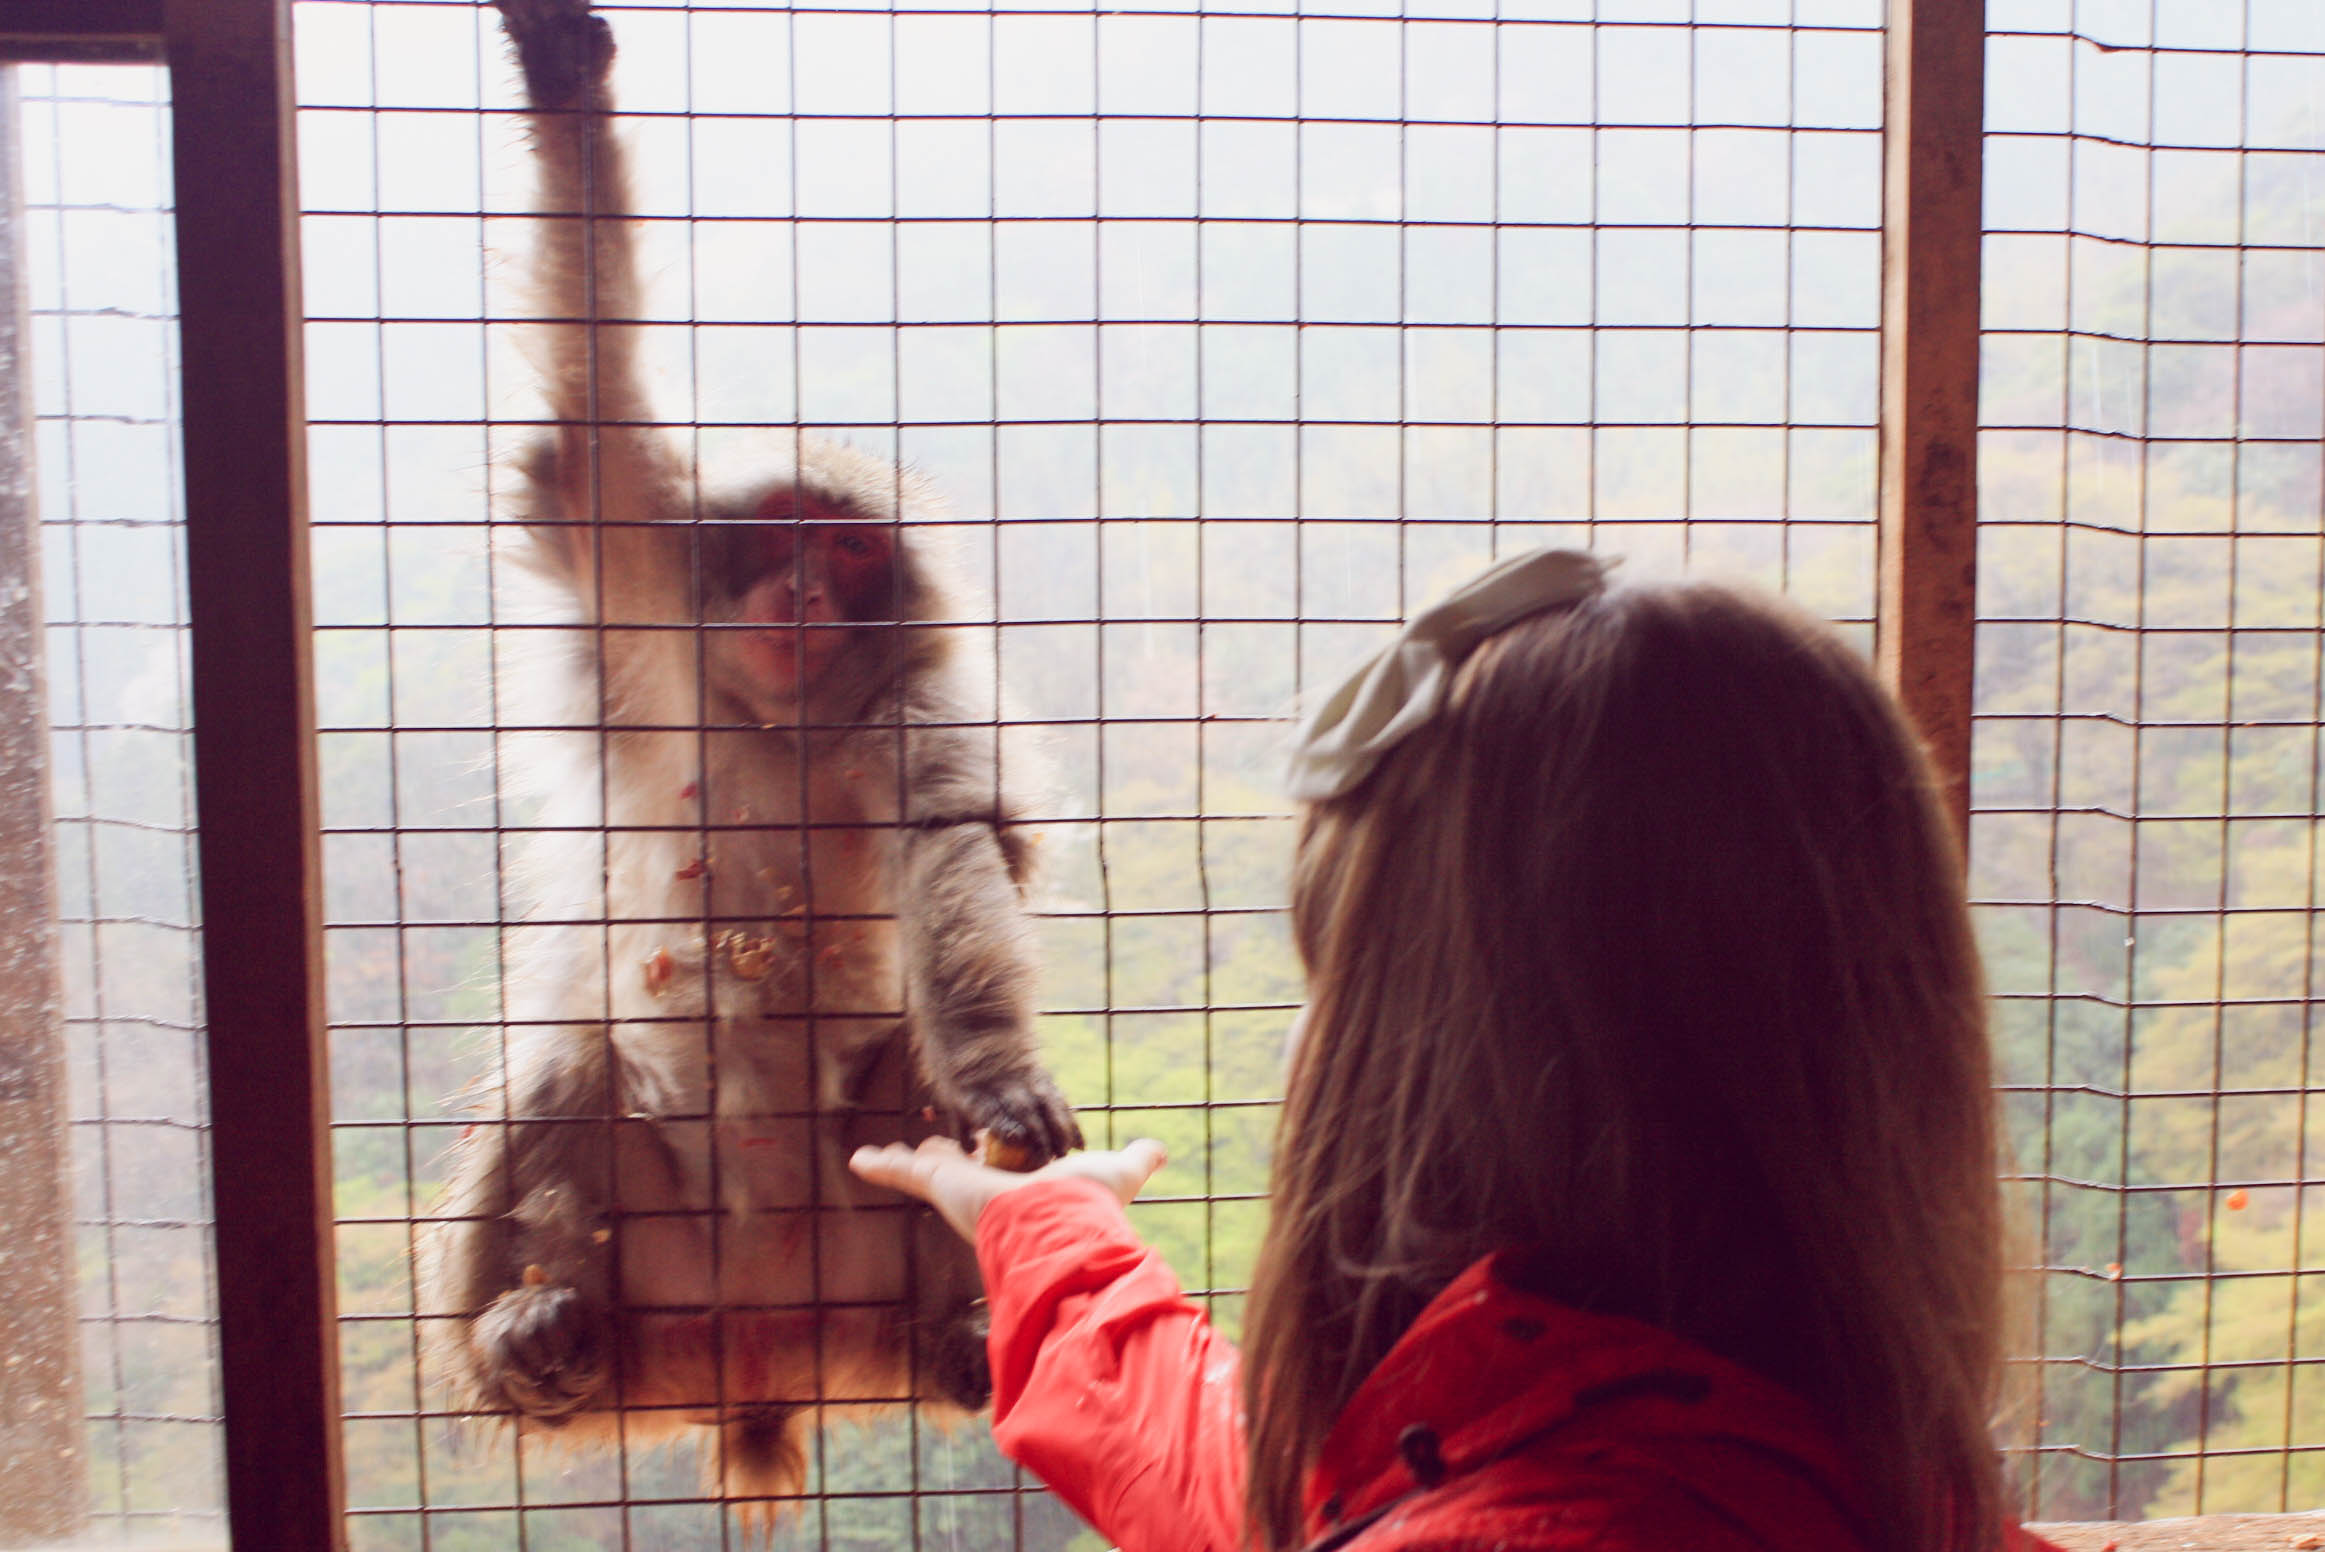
[709,508,898,707]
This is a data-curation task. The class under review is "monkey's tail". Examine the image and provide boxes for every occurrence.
[713,1404,808,1538]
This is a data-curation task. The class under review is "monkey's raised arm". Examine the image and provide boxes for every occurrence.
[499,0,688,629]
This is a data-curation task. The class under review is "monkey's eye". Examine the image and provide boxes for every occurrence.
[833,531,876,558]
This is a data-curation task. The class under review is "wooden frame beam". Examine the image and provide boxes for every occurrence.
[1877,0,1985,843]
[0,4,343,1541]
[163,2,343,1545]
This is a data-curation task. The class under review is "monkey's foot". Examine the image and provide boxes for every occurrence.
[471,1281,614,1421]
[923,1304,993,1412]
[496,0,614,110]
[951,1068,1084,1169]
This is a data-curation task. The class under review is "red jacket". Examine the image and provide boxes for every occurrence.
[979,1177,2057,1552]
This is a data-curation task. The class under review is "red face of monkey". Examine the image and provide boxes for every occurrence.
[715,505,898,700]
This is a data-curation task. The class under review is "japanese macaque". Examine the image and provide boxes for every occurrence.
[415,0,1080,1512]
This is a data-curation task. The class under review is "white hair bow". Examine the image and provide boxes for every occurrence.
[1285,548,1612,802]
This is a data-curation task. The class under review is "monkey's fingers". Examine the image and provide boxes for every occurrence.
[497,0,615,110]
[974,1132,1038,1174]
[953,1071,1083,1168]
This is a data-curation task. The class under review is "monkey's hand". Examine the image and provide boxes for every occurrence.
[943,1064,1083,1170]
[497,0,614,111]
[469,1279,614,1422]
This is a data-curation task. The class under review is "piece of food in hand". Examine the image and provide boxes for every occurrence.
[977,1133,1037,1173]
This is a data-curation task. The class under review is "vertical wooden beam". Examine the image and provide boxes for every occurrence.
[0,64,88,1545]
[165,1,345,1546]
[1878,0,1985,841]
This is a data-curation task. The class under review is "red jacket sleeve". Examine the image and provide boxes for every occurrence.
[976,1177,1248,1552]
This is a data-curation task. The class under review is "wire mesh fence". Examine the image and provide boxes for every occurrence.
[21,0,2325,1545]
[1975,0,2325,1523]
[293,2,1885,1546]
[11,61,228,1548]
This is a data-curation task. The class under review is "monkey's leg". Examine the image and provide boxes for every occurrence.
[802,1031,993,1411]
[421,1025,629,1422]
[466,1198,616,1421]
[914,1221,994,1412]
[842,1032,991,1408]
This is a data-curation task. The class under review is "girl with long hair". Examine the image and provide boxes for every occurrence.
[853,551,2049,1552]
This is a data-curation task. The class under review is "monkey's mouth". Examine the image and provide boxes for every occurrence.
[739,626,842,692]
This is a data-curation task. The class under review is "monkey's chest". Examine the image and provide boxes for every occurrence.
[614,896,902,1191]
[701,914,901,1022]
[622,897,902,1025]
[706,820,899,1014]
[613,774,903,998]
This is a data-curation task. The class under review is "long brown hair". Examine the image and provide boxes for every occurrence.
[1242,581,2004,1552]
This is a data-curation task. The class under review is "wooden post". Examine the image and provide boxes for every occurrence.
[165,0,346,1545]
[1877,0,1985,841]
[0,63,88,1546]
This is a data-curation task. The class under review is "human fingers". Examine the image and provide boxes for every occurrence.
[847,1135,971,1205]
[1041,1138,1167,1206]
[852,1135,1023,1242]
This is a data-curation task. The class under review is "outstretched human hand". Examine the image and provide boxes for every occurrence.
[849,1135,1168,1243]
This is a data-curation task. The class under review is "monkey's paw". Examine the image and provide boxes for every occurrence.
[496,0,615,110]
[470,1281,613,1422]
[953,1070,1083,1169]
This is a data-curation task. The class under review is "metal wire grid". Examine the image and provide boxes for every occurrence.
[17,62,230,1543]
[1974,0,2325,1523]
[294,2,1885,1547]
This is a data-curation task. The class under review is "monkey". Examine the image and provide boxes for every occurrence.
[414,0,1082,1515]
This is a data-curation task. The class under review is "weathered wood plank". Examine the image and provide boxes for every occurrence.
[0,61,87,1547]
[1877,0,1985,840]
[165,0,345,1545]
[2035,1513,2325,1551]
